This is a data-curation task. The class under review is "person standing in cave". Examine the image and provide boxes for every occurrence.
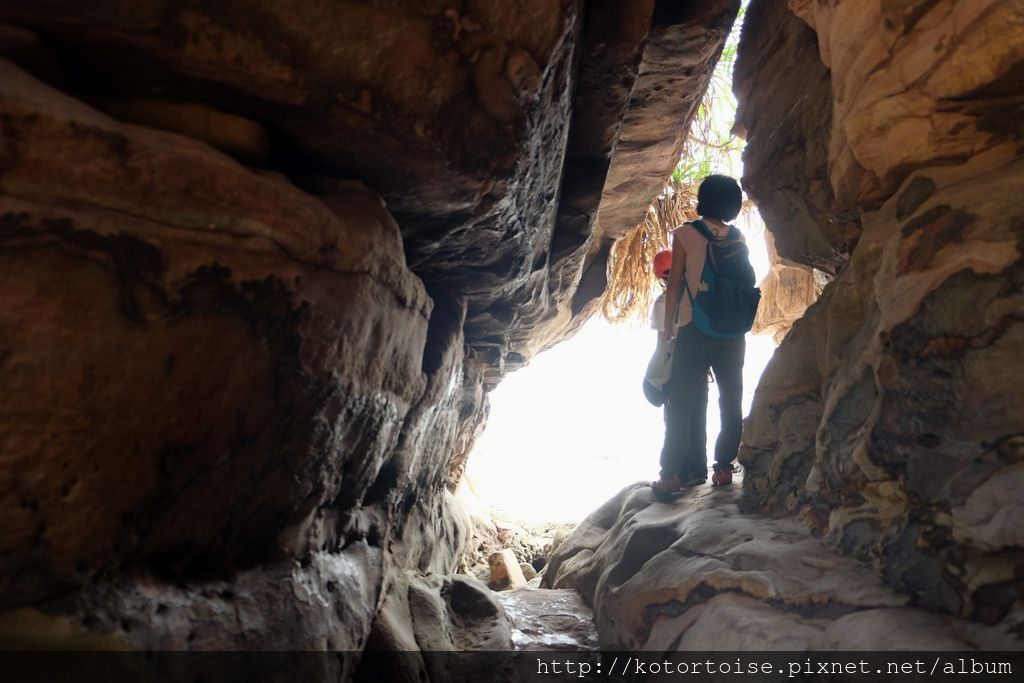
[652,174,757,494]
[647,250,709,475]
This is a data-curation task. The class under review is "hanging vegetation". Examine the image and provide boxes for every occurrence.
[599,12,752,324]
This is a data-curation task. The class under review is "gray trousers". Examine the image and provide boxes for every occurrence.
[660,323,745,480]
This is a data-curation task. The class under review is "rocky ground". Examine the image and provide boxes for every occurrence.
[495,588,598,651]
[543,473,1022,650]
[456,480,576,585]
[1,0,1021,666]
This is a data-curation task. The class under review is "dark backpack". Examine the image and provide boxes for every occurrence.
[683,220,761,338]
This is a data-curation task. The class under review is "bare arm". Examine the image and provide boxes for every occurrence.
[660,227,687,342]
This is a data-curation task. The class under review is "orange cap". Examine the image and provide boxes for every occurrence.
[653,250,672,279]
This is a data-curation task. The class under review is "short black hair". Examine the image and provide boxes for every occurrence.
[696,174,742,221]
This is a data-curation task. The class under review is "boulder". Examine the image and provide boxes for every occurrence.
[0,0,742,662]
[751,229,825,343]
[736,0,1024,620]
[488,550,528,591]
[544,481,1018,649]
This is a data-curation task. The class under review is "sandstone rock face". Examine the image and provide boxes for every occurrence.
[0,1,739,388]
[489,550,528,591]
[565,0,739,326]
[751,229,825,343]
[0,55,478,657]
[0,0,739,665]
[734,0,857,274]
[594,1,740,241]
[359,574,513,683]
[0,545,381,679]
[1,56,426,602]
[544,482,1017,649]
[737,0,1024,623]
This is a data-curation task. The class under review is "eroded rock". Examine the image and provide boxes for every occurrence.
[0,1,740,389]
[544,481,1018,649]
[358,574,513,683]
[494,587,598,651]
[489,550,528,592]
[734,0,857,273]
[0,0,743,662]
[737,0,1024,622]
[0,58,431,613]
[751,229,825,342]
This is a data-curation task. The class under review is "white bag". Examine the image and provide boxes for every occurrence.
[645,340,673,388]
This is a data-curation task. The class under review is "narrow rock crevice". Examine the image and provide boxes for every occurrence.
[0,0,1021,669]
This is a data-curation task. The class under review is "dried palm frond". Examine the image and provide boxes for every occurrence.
[599,15,756,325]
[600,181,700,323]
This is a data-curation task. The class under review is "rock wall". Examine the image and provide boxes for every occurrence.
[0,0,738,665]
[0,56,469,668]
[737,0,1024,622]
[751,229,825,343]
[543,481,1017,649]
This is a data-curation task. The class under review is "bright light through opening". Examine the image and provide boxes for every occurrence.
[463,213,776,525]
[464,6,775,526]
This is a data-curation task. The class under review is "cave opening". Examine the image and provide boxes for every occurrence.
[458,2,803,580]
[4,0,1017,664]
[462,287,779,521]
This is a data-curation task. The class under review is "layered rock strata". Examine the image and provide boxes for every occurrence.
[751,229,825,343]
[544,482,1018,649]
[0,0,739,664]
[736,0,1024,623]
[0,57,471,664]
[0,1,738,385]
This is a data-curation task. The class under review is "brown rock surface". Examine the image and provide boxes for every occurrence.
[751,230,825,343]
[361,573,513,675]
[0,58,431,609]
[87,98,270,166]
[0,53,482,661]
[543,481,1018,649]
[0,0,741,664]
[563,0,739,327]
[737,0,1024,621]
[489,550,528,591]
[0,544,381,656]
[594,1,740,242]
[0,1,739,388]
[733,0,857,273]
[11,0,1018,662]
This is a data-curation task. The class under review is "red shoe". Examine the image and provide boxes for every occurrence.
[651,475,682,496]
[711,468,733,487]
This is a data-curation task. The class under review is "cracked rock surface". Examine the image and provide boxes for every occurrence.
[736,0,1024,624]
[0,0,738,385]
[543,478,1018,650]
[0,2,740,664]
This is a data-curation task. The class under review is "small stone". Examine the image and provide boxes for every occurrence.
[519,562,537,581]
[488,549,526,591]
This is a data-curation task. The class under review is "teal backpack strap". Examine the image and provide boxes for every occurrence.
[690,219,715,241]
